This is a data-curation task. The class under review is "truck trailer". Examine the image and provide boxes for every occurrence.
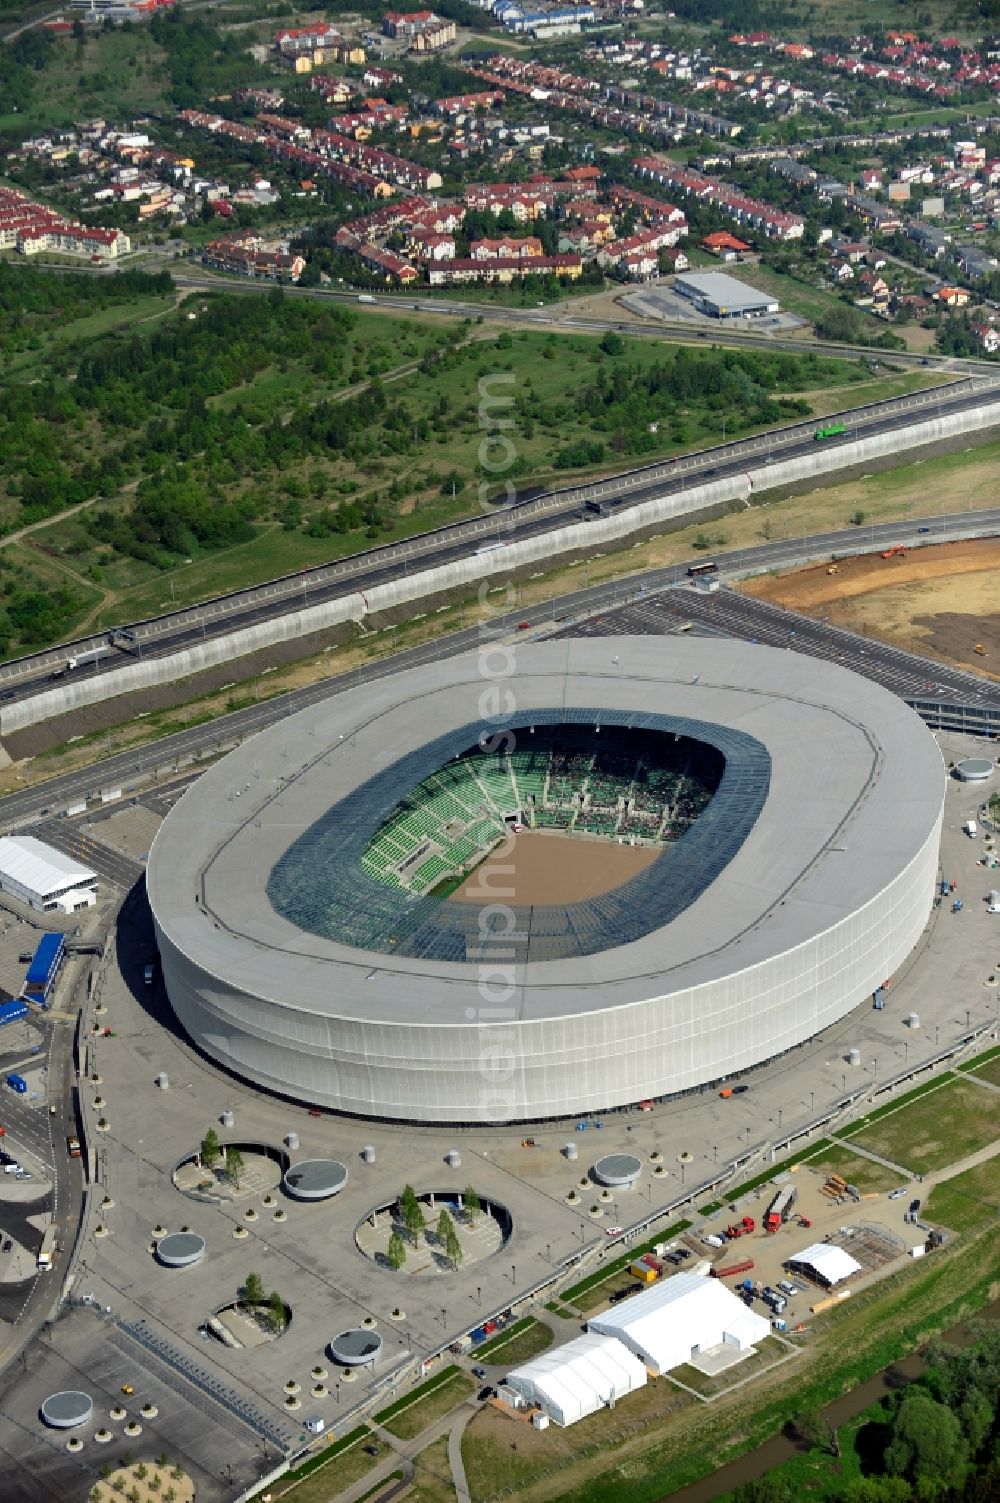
[711,1257,755,1279]
[764,1184,798,1232]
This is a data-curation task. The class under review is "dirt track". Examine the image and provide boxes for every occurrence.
[744,537,1000,680]
[452,829,659,906]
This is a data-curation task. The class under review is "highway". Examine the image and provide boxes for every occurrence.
[1,507,998,835]
[171,269,999,373]
[1,376,997,712]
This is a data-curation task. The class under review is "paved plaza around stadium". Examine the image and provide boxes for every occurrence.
[59,726,997,1451]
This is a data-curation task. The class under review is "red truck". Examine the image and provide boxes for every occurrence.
[711,1257,754,1279]
[724,1215,755,1239]
[764,1184,798,1232]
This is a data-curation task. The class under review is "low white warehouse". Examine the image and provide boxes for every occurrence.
[504,1332,647,1427]
[589,1273,770,1375]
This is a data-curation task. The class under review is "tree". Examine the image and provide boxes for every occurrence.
[400,1184,425,1246]
[789,1406,840,1457]
[266,1290,287,1333]
[437,1208,454,1245]
[200,1127,221,1171]
[445,1222,463,1268]
[882,1390,967,1493]
[135,1465,148,1482]
[241,1271,265,1307]
[387,1231,407,1271]
[464,1186,481,1223]
[225,1145,244,1188]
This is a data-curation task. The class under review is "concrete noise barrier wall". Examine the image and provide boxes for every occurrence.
[5,397,1000,737]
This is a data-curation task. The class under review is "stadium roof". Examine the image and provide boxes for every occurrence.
[0,836,96,899]
[147,636,944,1029]
[506,1332,647,1426]
[789,1243,863,1286]
[267,712,762,963]
[588,1272,770,1373]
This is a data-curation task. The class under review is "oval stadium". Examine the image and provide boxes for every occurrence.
[147,636,945,1124]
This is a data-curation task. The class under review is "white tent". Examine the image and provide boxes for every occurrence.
[589,1272,769,1375]
[505,1332,647,1427]
[788,1242,862,1287]
[0,836,97,913]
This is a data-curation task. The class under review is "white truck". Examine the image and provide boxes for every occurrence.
[963,820,978,838]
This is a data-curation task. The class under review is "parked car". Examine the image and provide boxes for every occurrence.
[888,1186,908,1200]
[909,1198,922,1216]
[731,1084,748,1095]
[477,1386,494,1402]
[471,1365,487,1380]
[777,1280,799,1296]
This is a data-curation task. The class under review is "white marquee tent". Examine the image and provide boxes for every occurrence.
[0,835,97,914]
[787,1243,862,1288]
[589,1272,770,1375]
[505,1332,647,1427]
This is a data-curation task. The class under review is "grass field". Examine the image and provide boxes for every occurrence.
[274,1432,390,1500]
[966,1051,1000,1088]
[924,1158,1000,1235]
[380,1368,475,1442]
[847,1078,1000,1176]
[804,1148,902,1195]
[473,1319,554,1366]
[409,1435,460,1503]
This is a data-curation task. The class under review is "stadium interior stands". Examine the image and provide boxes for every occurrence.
[361,728,719,896]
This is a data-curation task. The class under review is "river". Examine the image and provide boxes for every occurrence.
[663,1301,1000,1502]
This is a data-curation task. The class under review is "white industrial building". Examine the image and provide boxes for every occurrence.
[0,836,97,914]
[787,1243,862,1288]
[504,1332,647,1427]
[589,1273,770,1375]
[673,270,779,319]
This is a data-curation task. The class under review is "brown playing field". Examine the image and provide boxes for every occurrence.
[451,829,661,906]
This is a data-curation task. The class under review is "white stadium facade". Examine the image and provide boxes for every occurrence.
[147,637,945,1124]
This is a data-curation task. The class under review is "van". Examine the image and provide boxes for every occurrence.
[964,820,978,838]
[987,891,1000,914]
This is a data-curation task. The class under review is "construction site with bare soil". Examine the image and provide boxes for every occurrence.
[744,537,1000,680]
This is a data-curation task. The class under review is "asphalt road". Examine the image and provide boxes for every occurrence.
[1,507,998,837]
[0,1011,82,1373]
[172,270,998,373]
[566,585,1000,710]
[1,377,996,708]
